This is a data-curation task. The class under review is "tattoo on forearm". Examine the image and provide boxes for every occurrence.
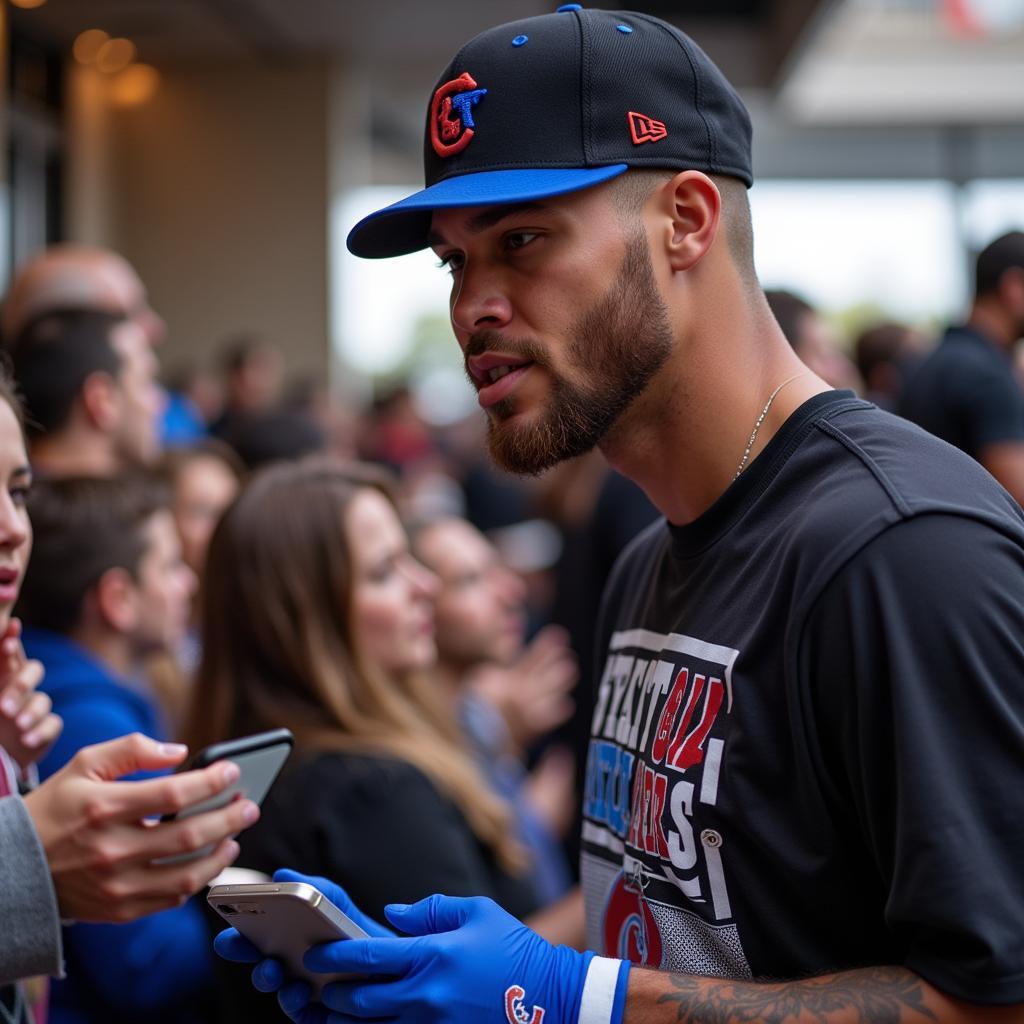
[656,966,938,1024]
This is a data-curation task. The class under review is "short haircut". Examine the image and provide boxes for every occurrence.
[15,474,168,635]
[854,322,912,383]
[8,309,126,437]
[609,170,757,286]
[219,333,272,374]
[975,230,1024,299]
[764,289,814,349]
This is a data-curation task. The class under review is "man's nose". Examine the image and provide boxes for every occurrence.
[450,263,513,338]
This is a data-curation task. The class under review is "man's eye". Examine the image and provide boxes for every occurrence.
[505,232,538,252]
[436,252,464,275]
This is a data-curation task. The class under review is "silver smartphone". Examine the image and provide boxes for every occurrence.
[209,881,369,997]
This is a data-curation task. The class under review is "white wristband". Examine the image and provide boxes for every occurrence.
[578,956,627,1024]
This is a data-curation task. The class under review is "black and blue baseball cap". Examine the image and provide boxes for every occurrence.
[346,5,753,259]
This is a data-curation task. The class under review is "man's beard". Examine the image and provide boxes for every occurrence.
[467,232,674,476]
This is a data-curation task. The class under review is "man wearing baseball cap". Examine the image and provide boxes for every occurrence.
[220,7,1024,1023]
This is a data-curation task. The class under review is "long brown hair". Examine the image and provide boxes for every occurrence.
[183,457,525,872]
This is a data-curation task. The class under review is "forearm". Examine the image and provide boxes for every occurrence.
[624,965,1021,1024]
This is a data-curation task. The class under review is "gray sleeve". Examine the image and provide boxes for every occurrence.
[0,796,64,985]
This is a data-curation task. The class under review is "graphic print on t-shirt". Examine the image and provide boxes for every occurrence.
[580,627,752,979]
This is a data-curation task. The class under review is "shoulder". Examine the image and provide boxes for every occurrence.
[792,403,1023,536]
[279,750,455,815]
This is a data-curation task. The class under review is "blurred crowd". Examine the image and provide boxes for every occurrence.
[0,226,1022,1024]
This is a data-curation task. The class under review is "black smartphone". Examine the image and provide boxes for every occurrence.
[157,728,293,861]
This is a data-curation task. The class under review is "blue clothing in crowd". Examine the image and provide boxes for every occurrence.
[25,627,215,1024]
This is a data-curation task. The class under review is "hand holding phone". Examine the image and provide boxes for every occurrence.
[209,881,369,998]
[157,728,292,863]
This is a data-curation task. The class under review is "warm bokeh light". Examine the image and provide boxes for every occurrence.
[10,0,48,9]
[95,37,137,74]
[109,63,160,107]
[73,28,110,64]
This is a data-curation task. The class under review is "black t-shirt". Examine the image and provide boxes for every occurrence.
[580,391,1024,1005]
[899,324,1024,459]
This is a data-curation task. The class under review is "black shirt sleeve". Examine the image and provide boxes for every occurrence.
[799,513,1024,1005]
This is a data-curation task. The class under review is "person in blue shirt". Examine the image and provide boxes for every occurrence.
[14,473,222,1024]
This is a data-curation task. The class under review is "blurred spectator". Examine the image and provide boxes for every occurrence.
[9,310,163,476]
[853,321,926,411]
[765,288,860,391]
[900,230,1024,503]
[160,363,222,447]
[1,244,165,348]
[209,335,282,442]
[163,443,243,581]
[152,443,243,723]
[220,408,326,471]
[413,517,576,903]
[183,459,537,1020]
[360,384,435,473]
[14,476,213,1024]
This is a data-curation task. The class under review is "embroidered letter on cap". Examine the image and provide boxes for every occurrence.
[628,111,668,145]
[431,72,488,158]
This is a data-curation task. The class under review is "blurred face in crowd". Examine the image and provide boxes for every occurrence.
[172,455,239,576]
[415,518,526,671]
[0,400,32,634]
[2,246,167,347]
[346,487,438,679]
[128,509,195,656]
[110,320,164,467]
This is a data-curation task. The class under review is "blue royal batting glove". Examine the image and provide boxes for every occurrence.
[293,893,630,1024]
[214,868,394,1022]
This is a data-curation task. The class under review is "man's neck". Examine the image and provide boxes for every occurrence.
[30,432,122,478]
[600,297,831,525]
[967,302,1017,350]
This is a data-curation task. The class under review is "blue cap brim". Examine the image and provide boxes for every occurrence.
[346,165,629,259]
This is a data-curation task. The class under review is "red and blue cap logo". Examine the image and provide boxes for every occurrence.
[431,72,488,158]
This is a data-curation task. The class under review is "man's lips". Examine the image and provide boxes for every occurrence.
[466,352,536,408]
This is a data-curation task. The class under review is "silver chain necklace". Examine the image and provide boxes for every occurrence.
[734,372,807,479]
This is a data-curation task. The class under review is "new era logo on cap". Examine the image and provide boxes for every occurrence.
[628,111,667,145]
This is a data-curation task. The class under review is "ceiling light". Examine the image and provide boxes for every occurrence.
[73,29,109,64]
[109,64,160,107]
[95,37,136,74]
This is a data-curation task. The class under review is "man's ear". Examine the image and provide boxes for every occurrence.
[79,371,120,431]
[94,567,139,635]
[656,171,722,273]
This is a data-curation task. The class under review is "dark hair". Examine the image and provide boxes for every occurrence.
[219,334,274,374]
[764,289,814,349]
[9,309,126,437]
[221,409,326,471]
[975,230,1024,299]
[854,322,913,384]
[160,438,245,486]
[15,474,168,634]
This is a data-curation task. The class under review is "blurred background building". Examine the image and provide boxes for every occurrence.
[1,0,1022,411]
